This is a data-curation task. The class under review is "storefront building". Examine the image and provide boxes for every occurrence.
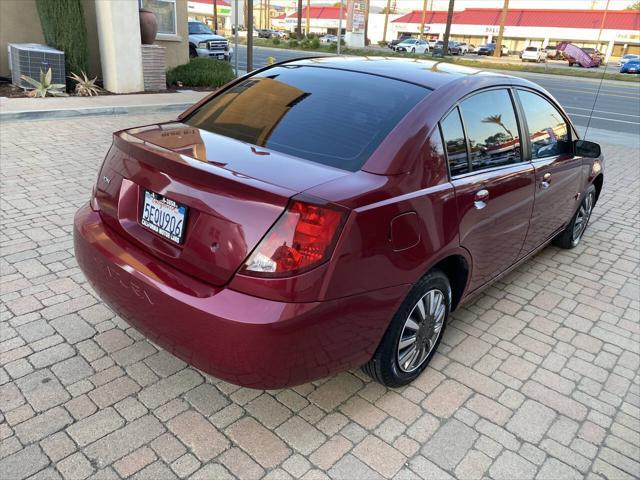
[392,8,640,60]
[188,0,232,32]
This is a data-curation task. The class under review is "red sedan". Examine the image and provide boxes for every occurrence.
[74,57,604,388]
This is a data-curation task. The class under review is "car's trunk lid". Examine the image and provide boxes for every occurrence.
[94,122,348,286]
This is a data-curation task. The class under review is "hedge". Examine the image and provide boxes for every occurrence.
[167,57,236,88]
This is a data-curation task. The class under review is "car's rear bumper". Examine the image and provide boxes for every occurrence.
[74,204,408,389]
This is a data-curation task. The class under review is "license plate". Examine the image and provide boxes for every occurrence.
[140,190,188,245]
[217,54,225,60]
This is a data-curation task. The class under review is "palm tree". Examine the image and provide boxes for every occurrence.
[442,0,455,55]
[493,0,509,58]
[297,0,303,39]
[382,0,391,42]
[482,114,513,138]
[419,0,428,39]
[213,0,218,32]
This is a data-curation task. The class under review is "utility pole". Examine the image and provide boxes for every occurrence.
[247,0,253,71]
[382,0,391,42]
[442,0,455,55]
[297,0,303,38]
[306,0,311,36]
[493,0,509,58]
[419,0,427,39]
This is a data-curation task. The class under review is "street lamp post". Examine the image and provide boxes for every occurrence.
[234,0,239,75]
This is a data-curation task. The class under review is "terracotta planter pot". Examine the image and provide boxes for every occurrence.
[139,8,158,45]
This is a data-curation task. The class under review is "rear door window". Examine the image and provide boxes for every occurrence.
[516,90,571,159]
[458,89,522,172]
[185,66,429,171]
[440,107,469,176]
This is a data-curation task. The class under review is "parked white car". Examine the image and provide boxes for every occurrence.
[319,34,337,44]
[394,38,429,54]
[521,46,547,63]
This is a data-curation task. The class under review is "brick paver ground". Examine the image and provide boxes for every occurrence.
[1,114,638,480]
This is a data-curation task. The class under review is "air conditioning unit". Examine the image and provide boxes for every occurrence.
[8,43,65,89]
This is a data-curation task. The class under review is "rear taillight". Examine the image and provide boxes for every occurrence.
[241,198,347,277]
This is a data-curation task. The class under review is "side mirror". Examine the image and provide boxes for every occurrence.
[575,139,601,158]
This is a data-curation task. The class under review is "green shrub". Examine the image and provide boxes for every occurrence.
[36,0,89,86]
[272,37,281,45]
[300,39,311,49]
[166,58,236,88]
[289,39,299,47]
[378,40,388,47]
[328,42,337,51]
[310,37,320,49]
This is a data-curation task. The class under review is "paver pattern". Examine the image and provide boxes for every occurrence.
[1,113,638,480]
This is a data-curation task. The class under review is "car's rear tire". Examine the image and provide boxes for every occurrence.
[362,269,451,387]
[553,184,597,249]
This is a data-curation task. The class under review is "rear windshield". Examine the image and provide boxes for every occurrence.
[185,65,430,171]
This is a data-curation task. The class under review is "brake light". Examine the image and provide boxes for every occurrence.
[242,198,347,277]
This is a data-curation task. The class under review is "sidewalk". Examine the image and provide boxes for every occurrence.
[0,90,211,121]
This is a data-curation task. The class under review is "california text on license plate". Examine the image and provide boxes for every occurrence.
[140,190,188,245]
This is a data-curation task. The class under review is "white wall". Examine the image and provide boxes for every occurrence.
[95,0,144,93]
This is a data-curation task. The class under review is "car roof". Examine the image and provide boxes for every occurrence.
[282,56,508,90]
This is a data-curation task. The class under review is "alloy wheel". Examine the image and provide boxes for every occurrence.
[397,289,446,373]
[573,190,595,243]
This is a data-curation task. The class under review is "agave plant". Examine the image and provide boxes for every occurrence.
[20,68,67,98]
[69,71,102,96]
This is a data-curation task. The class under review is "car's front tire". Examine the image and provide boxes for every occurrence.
[553,184,597,249]
[189,45,197,58]
[362,269,451,387]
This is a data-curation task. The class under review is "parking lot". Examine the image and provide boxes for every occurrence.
[1,92,639,479]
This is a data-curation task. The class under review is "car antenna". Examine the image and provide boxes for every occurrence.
[583,53,610,141]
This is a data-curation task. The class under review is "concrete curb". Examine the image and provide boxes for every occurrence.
[0,102,194,122]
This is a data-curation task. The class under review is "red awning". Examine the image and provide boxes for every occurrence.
[393,8,639,31]
[286,6,346,20]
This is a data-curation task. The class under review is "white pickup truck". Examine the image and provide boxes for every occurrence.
[188,21,232,61]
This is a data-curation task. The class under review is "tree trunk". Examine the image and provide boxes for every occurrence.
[419,0,427,39]
[213,0,219,32]
[247,0,253,71]
[493,0,509,58]
[382,0,391,42]
[297,0,303,39]
[442,0,455,55]
[364,0,370,45]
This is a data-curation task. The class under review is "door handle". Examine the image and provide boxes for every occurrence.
[474,189,489,209]
[541,172,551,189]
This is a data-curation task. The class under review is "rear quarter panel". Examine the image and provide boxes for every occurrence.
[306,132,467,300]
